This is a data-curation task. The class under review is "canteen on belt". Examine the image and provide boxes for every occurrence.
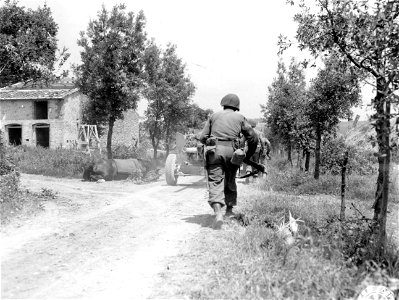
[231,149,245,166]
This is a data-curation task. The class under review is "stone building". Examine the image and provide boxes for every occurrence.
[0,79,86,149]
[0,79,141,149]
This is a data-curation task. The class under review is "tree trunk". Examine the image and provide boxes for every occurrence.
[340,150,349,220]
[165,125,170,158]
[372,77,391,252]
[372,78,387,220]
[151,136,158,160]
[107,117,115,159]
[314,124,322,179]
[304,149,310,172]
[297,148,303,170]
[287,142,293,166]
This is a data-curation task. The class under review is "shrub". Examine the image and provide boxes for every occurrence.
[8,145,100,177]
[112,142,149,159]
[263,156,376,202]
[0,168,20,204]
[0,141,23,222]
[320,137,377,176]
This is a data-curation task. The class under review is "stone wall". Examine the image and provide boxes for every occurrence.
[0,99,61,120]
[100,109,140,147]
[60,92,86,122]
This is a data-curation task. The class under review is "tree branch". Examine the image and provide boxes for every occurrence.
[321,0,381,79]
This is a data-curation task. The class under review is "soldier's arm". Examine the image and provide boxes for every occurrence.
[241,119,258,159]
[197,119,211,144]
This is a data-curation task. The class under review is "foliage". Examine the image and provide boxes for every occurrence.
[75,4,147,158]
[0,152,20,203]
[0,0,69,87]
[307,54,361,179]
[262,59,309,162]
[320,136,377,176]
[7,145,101,178]
[143,41,195,159]
[281,0,399,247]
[159,182,398,299]
[111,142,150,160]
[307,56,361,135]
[185,103,213,130]
[262,156,378,202]
[0,139,22,223]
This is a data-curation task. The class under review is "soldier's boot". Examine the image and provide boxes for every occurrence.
[212,203,223,230]
[225,205,234,218]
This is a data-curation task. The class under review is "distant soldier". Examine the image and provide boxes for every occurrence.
[198,94,258,228]
[243,120,271,178]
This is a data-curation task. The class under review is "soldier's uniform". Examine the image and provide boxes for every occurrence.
[199,94,258,227]
[253,128,271,166]
[243,122,271,177]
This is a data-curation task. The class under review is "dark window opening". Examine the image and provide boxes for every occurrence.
[34,101,48,119]
[36,126,50,148]
[8,126,22,145]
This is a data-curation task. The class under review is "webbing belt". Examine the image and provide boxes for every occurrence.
[216,139,233,146]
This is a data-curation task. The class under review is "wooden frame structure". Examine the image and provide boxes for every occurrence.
[78,124,101,153]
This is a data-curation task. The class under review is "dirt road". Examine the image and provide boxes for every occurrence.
[1,173,216,299]
[2,173,398,299]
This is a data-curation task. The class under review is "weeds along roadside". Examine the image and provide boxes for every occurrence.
[0,150,58,224]
[5,143,155,178]
[177,158,398,300]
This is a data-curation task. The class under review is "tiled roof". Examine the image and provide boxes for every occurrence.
[0,88,79,100]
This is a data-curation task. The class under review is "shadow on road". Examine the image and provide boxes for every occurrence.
[182,214,215,228]
[172,178,207,192]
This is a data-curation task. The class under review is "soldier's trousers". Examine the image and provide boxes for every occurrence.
[242,151,261,175]
[206,143,239,207]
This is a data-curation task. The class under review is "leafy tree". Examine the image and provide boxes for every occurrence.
[186,103,213,131]
[143,41,195,159]
[75,4,147,158]
[307,55,361,179]
[0,0,69,87]
[262,59,308,165]
[280,0,399,250]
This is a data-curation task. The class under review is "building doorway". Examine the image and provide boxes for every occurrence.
[7,125,22,145]
[34,124,50,148]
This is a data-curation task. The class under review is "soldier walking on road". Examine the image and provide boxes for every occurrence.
[243,120,272,180]
[198,94,258,229]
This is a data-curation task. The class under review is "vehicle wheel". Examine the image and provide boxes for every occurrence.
[165,154,178,185]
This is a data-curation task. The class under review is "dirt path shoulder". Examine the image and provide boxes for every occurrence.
[1,173,216,299]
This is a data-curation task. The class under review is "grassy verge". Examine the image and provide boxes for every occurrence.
[0,153,58,224]
[7,145,101,178]
[154,160,399,299]
[5,144,162,178]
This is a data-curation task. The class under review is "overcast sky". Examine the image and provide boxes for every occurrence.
[14,0,373,119]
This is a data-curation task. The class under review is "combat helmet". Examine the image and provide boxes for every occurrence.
[248,119,257,128]
[221,94,240,111]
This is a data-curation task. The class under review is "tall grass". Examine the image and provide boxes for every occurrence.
[8,145,100,178]
[160,157,398,299]
[6,143,160,178]
[263,156,384,203]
